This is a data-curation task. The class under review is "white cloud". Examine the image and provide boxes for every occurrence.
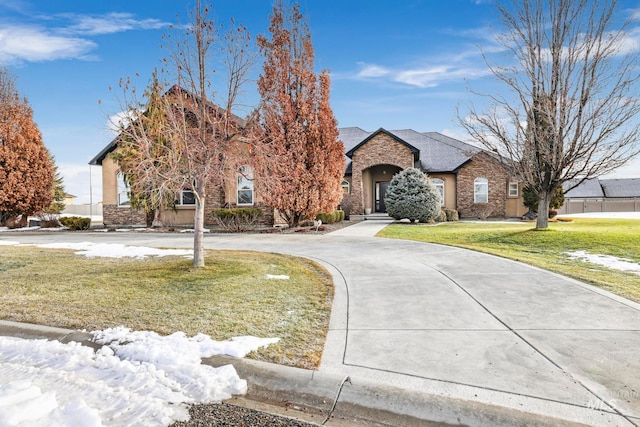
[395,65,491,88]
[58,163,103,204]
[107,110,138,135]
[0,11,169,64]
[61,12,169,36]
[0,25,96,63]
[601,156,640,179]
[356,63,391,78]
[353,60,491,89]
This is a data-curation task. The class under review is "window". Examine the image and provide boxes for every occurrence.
[432,178,445,206]
[508,182,519,197]
[474,178,488,203]
[179,190,196,206]
[237,165,254,205]
[341,180,350,194]
[117,172,130,206]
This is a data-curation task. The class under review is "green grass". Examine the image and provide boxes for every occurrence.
[0,246,333,369]
[378,218,640,302]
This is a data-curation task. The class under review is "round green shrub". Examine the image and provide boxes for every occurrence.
[59,216,91,230]
[384,168,441,223]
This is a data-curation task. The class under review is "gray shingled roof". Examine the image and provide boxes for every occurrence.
[340,128,480,174]
[600,178,640,197]
[339,127,370,152]
[90,85,246,166]
[391,129,478,172]
[564,179,605,198]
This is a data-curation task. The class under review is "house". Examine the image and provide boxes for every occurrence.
[559,178,640,214]
[89,85,276,228]
[90,123,526,228]
[340,127,526,218]
[63,193,76,206]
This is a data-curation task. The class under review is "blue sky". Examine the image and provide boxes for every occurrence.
[2,0,640,203]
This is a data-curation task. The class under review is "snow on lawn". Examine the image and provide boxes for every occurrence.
[34,242,193,259]
[265,274,290,280]
[564,250,640,275]
[0,327,279,426]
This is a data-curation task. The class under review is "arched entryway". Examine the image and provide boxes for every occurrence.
[364,164,402,213]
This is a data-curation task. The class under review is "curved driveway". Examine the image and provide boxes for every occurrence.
[4,221,640,425]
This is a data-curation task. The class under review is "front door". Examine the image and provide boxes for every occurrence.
[375,181,390,213]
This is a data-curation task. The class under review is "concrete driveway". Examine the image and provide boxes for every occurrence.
[2,222,640,426]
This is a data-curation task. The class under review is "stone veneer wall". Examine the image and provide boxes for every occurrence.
[350,134,414,214]
[456,152,509,218]
[102,205,147,227]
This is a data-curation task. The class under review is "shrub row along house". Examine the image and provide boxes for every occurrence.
[90,118,527,228]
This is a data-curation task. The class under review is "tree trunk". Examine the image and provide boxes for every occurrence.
[151,209,163,228]
[193,184,206,268]
[535,191,551,229]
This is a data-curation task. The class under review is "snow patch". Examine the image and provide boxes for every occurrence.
[0,240,20,246]
[266,274,290,280]
[35,242,193,259]
[0,328,280,426]
[564,250,640,275]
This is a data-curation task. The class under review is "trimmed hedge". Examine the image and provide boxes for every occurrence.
[212,208,262,220]
[315,210,344,225]
[59,216,91,230]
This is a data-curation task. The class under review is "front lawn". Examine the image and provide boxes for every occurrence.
[378,218,640,302]
[0,246,333,369]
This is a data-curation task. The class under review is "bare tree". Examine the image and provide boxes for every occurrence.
[115,1,256,267]
[459,0,640,228]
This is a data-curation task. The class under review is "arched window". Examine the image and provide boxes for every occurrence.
[341,180,350,194]
[474,177,488,203]
[116,172,130,206]
[237,165,254,205]
[432,178,444,206]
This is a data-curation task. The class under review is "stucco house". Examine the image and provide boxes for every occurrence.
[90,122,526,227]
[340,127,526,218]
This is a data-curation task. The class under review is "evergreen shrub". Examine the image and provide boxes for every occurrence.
[384,168,441,223]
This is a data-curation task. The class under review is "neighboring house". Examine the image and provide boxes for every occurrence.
[340,127,526,218]
[63,193,76,206]
[559,178,640,214]
[90,123,526,227]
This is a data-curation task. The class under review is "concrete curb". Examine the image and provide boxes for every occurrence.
[203,355,588,427]
[0,320,592,426]
[0,319,99,349]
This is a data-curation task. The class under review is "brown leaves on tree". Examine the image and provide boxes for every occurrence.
[252,0,345,227]
[0,67,53,226]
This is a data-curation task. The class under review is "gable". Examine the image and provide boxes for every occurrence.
[345,128,419,159]
[89,84,245,166]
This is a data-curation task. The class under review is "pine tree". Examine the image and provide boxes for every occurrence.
[253,0,345,227]
[0,67,53,227]
[37,154,66,226]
